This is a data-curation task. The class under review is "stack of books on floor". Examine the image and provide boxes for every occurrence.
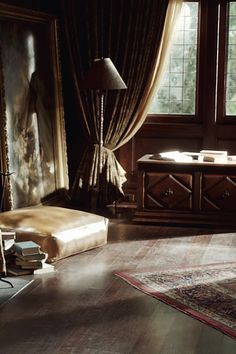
[7,240,54,276]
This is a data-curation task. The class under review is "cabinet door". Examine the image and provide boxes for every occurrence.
[144,173,192,211]
[202,174,236,211]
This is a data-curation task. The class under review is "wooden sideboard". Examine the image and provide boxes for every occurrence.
[135,154,236,226]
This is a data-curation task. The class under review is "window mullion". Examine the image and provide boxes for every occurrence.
[216,1,228,123]
[198,0,219,147]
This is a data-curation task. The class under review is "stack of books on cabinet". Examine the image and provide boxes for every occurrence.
[7,240,54,276]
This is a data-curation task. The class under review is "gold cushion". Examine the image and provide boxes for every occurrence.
[0,206,108,262]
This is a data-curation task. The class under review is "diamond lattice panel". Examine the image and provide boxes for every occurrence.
[145,173,192,210]
[202,175,236,211]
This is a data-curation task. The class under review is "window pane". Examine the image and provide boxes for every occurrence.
[228,44,236,59]
[226,2,236,115]
[230,2,236,16]
[148,2,199,115]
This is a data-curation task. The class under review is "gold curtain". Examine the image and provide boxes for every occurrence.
[115,0,183,149]
[61,0,182,209]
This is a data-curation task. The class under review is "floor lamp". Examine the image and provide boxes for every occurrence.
[83,58,127,205]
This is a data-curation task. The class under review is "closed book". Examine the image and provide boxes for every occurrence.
[15,251,47,262]
[200,150,227,156]
[21,263,43,270]
[7,265,33,276]
[34,263,55,275]
[14,241,40,256]
[1,231,16,240]
[15,259,43,268]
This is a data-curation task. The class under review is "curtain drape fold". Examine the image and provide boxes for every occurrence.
[61,0,182,208]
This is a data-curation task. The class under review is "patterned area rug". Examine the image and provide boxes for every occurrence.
[115,262,236,339]
[0,276,34,307]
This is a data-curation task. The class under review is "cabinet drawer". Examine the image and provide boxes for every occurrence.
[202,174,236,211]
[144,172,192,211]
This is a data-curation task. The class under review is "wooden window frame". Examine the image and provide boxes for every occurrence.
[147,0,236,126]
[216,0,236,124]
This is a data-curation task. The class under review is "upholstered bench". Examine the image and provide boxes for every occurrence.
[0,206,108,263]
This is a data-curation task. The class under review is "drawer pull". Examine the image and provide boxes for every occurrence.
[162,188,174,198]
[221,191,230,199]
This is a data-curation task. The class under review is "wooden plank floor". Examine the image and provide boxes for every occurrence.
[0,219,236,353]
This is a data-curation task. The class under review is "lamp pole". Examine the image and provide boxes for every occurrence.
[98,90,104,176]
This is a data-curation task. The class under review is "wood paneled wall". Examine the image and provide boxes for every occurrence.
[3,0,236,204]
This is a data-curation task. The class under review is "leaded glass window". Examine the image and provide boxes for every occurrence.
[148,2,199,115]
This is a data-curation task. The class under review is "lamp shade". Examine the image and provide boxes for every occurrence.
[83,58,127,90]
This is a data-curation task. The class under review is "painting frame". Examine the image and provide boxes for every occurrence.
[0,4,68,210]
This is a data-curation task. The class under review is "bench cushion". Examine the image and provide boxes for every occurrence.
[0,206,108,262]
